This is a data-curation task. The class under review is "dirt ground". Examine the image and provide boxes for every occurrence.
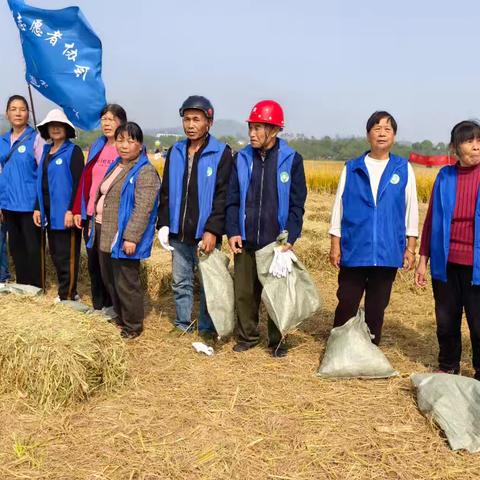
[0,192,478,480]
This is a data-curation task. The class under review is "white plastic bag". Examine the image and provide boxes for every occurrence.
[317,310,398,379]
[411,373,480,452]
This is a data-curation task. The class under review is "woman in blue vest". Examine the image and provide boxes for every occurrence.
[225,100,307,357]
[91,122,160,339]
[33,109,84,302]
[72,104,127,314]
[416,121,480,380]
[156,96,233,337]
[0,95,45,287]
[329,111,419,345]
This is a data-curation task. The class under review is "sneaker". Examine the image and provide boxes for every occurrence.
[433,368,460,375]
[271,344,288,358]
[53,296,61,304]
[102,306,118,319]
[120,329,141,340]
[233,342,256,353]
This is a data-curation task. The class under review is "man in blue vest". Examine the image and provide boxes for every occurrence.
[329,111,419,345]
[157,96,233,337]
[226,100,307,357]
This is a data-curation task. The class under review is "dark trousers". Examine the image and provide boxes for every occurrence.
[83,222,112,310]
[98,247,144,335]
[47,227,81,300]
[432,263,480,376]
[3,210,43,288]
[333,266,397,345]
[234,249,282,347]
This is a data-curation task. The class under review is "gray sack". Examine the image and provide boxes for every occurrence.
[198,249,235,338]
[411,373,480,453]
[0,283,42,296]
[255,241,321,336]
[317,310,398,379]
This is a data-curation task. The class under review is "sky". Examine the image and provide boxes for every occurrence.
[1,0,479,143]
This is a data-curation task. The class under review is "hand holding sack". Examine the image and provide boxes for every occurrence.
[256,231,321,336]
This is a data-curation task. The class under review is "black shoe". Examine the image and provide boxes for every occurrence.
[120,329,141,340]
[233,342,256,353]
[271,344,288,358]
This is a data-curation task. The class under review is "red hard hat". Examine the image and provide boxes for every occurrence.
[246,100,284,128]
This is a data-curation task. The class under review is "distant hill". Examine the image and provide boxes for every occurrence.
[147,119,248,139]
[0,115,9,133]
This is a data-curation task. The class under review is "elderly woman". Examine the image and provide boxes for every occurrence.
[33,109,84,301]
[0,95,45,287]
[90,122,160,339]
[72,104,127,314]
[416,120,480,380]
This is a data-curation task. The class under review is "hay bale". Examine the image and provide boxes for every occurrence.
[0,296,127,409]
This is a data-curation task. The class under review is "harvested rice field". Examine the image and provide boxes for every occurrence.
[0,191,478,480]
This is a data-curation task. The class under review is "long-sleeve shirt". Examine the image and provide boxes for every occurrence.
[329,155,419,238]
[420,163,480,265]
[156,136,233,244]
[36,144,84,212]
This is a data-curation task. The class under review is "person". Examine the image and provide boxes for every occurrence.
[72,104,127,314]
[0,95,45,287]
[225,100,307,357]
[416,120,480,380]
[91,122,160,339]
[33,109,84,301]
[329,111,418,345]
[156,96,233,337]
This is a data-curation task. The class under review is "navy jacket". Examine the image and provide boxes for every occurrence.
[225,138,307,250]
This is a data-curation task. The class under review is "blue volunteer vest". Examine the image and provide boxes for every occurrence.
[430,165,480,284]
[168,135,226,238]
[107,152,159,260]
[236,138,295,240]
[37,140,76,230]
[80,135,108,220]
[340,153,408,268]
[0,126,38,212]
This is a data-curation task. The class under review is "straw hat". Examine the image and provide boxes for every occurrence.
[37,108,76,140]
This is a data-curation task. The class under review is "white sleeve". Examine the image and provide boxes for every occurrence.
[328,166,346,237]
[405,163,419,237]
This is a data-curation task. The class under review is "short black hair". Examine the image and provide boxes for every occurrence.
[450,120,480,156]
[115,121,143,144]
[100,103,127,124]
[6,95,29,112]
[366,111,397,134]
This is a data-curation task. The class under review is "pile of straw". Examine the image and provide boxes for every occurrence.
[0,296,127,409]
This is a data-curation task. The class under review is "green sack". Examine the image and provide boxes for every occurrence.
[255,239,321,336]
[198,249,235,338]
[0,283,42,296]
[411,373,480,453]
[317,310,398,379]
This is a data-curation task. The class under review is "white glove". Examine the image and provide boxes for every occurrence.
[192,342,214,356]
[268,247,297,278]
[157,226,174,251]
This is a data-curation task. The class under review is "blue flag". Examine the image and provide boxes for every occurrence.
[8,0,107,130]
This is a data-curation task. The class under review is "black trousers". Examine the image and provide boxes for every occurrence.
[234,249,282,348]
[83,220,112,310]
[3,210,43,288]
[333,266,397,345]
[432,263,480,376]
[47,227,81,300]
[98,248,144,335]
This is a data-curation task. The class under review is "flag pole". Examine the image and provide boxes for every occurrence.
[27,83,37,128]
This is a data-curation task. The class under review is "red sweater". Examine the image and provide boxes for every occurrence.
[420,164,480,265]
